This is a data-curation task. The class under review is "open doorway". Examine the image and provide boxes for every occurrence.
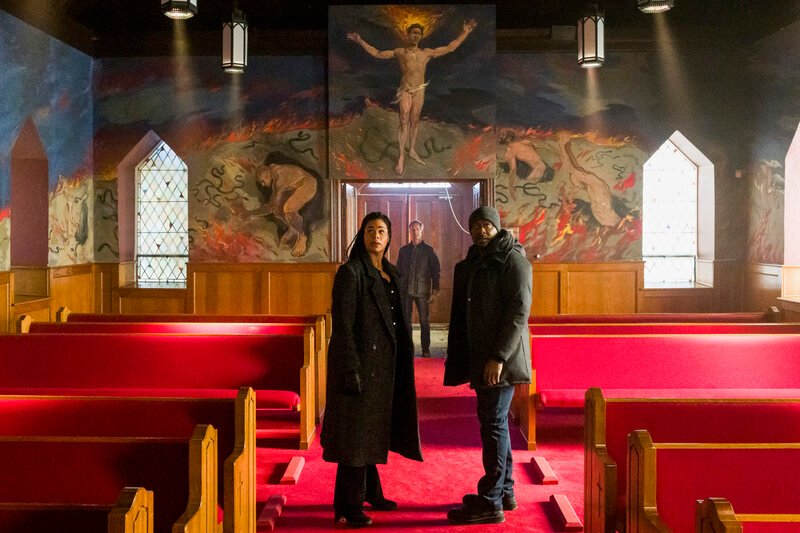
[339,179,487,323]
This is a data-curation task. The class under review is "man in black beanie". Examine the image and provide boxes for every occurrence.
[444,205,532,525]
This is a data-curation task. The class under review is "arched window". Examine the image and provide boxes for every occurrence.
[643,131,714,287]
[135,141,188,285]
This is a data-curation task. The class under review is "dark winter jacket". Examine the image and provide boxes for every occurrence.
[321,254,423,466]
[444,229,532,389]
[396,241,441,297]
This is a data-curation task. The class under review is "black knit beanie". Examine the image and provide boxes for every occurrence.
[468,206,501,231]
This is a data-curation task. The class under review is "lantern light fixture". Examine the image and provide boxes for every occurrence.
[161,0,198,20]
[638,0,674,13]
[578,4,605,68]
[222,4,248,73]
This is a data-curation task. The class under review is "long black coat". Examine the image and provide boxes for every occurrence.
[321,255,423,466]
[444,230,532,389]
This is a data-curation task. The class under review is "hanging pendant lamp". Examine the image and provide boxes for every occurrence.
[578,4,604,68]
[222,4,248,73]
[161,0,198,20]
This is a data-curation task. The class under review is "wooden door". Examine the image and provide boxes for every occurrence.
[408,183,475,323]
[351,181,482,323]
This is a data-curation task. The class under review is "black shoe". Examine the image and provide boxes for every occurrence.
[462,493,518,511]
[447,504,504,525]
[334,510,372,528]
[365,497,397,511]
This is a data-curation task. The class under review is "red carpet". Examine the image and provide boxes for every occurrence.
[257,358,584,531]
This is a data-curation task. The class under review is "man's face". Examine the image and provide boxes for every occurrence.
[409,223,423,243]
[407,27,423,45]
[470,219,498,247]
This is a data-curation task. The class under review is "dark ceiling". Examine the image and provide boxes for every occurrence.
[2,0,799,56]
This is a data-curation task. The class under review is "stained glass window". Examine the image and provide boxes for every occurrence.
[136,141,188,286]
[643,139,698,286]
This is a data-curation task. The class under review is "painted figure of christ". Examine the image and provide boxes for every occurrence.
[347,19,477,175]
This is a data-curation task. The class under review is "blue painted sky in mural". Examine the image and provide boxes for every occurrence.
[0,11,93,207]
[94,55,324,132]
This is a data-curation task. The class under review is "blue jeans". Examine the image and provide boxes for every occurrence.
[475,385,515,510]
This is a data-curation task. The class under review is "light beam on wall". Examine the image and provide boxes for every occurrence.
[578,5,604,68]
[638,0,674,13]
[222,5,248,73]
[161,0,198,20]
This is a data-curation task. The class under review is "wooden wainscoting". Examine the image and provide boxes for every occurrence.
[189,262,338,315]
[531,262,643,315]
[117,286,189,314]
[638,286,715,313]
[50,264,94,314]
[0,271,11,333]
[743,263,782,312]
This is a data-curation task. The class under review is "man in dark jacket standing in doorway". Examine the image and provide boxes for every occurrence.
[444,206,532,525]
[396,220,441,357]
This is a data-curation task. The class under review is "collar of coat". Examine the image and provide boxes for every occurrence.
[466,229,524,264]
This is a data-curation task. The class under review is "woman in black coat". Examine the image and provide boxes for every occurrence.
[321,211,423,528]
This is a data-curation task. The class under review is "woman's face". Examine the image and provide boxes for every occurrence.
[363,219,390,256]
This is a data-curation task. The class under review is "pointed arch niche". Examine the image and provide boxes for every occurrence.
[643,131,715,288]
[9,117,50,303]
[10,118,49,268]
[639,131,716,312]
[781,122,800,318]
[116,131,189,287]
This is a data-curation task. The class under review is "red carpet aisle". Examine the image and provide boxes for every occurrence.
[257,358,584,532]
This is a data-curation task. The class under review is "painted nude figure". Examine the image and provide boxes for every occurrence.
[499,130,555,200]
[234,163,318,257]
[347,19,477,175]
[557,133,621,227]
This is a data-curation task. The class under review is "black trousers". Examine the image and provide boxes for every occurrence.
[402,295,431,351]
[334,464,385,514]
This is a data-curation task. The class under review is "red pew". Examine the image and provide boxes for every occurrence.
[529,323,800,336]
[0,331,316,449]
[529,309,780,324]
[585,388,800,533]
[518,333,800,449]
[50,310,329,422]
[628,430,800,533]
[0,390,255,533]
[0,486,153,533]
[0,425,217,533]
[696,498,800,532]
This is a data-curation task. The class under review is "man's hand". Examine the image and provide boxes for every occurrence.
[464,19,477,34]
[346,32,361,43]
[483,359,503,386]
[429,289,439,304]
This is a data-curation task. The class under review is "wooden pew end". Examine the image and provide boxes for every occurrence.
[56,306,71,322]
[16,315,32,334]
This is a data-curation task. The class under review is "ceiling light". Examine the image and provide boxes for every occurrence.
[222,5,248,73]
[638,0,674,13]
[578,5,604,68]
[161,0,198,20]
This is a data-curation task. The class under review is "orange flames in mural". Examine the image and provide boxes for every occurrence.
[382,5,445,40]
